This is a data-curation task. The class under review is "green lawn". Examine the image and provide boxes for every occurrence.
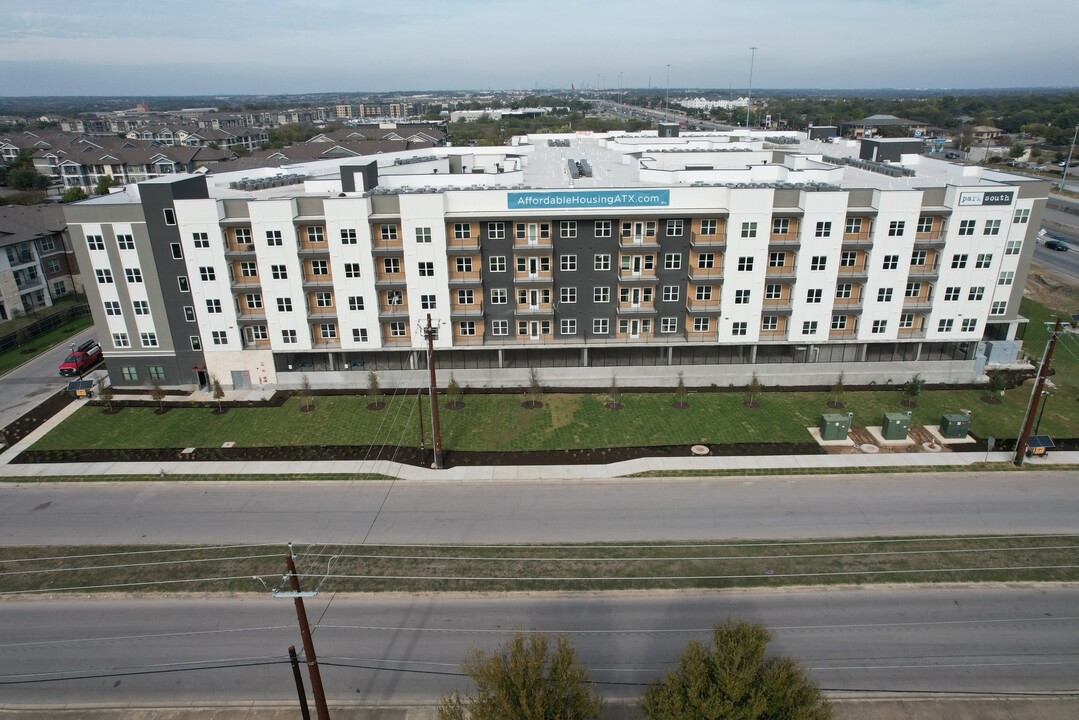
[29,298,1079,453]
[1017,297,1078,439]
[0,312,94,376]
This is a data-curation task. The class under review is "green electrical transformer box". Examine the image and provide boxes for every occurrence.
[882,412,911,441]
[820,413,851,441]
[939,413,970,439]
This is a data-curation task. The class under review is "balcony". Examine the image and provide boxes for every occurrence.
[235,307,267,321]
[616,269,657,282]
[297,245,330,257]
[377,304,410,319]
[224,244,256,257]
[514,304,555,317]
[301,275,334,289]
[758,329,789,341]
[374,270,406,285]
[913,234,947,248]
[447,236,481,251]
[902,296,934,311]
[512,271,554,284]
[897,328,928,339]
[689,231,725,248]
[448,270,484,285]
[760,299,793,313]
[767,234,801,246]
[906,264,940,279]
[836,264,870,279]
[616,302,657,315]
[230,277,261,290]
[832,297,864,312]
[449,302,484,317]
[765,266,797,280]
[371,236,404,254]
[618,234,661,249]
[685,299,721,313]
[687,265,723,280]
[841,232,873,248]
[829,328,859,339]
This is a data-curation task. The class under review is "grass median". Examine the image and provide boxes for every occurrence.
[3,535,1078,595]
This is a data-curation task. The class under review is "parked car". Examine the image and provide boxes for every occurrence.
[945,151,961,159]
[1045,238,1070,251]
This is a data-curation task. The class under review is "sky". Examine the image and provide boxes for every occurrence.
[2,0,1077,97]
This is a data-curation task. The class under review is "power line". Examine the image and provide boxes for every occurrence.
[1,543,281,564]
[0,552,282,577]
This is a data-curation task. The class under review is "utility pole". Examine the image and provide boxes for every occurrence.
[422,314,444,468]
[664,64,671,120]
[1013,318,1062,466]
[288,645,312,720]
[746,46,758,129]
[416,387,426,463]
[1059,124,1078,190]
[284,547,331,720]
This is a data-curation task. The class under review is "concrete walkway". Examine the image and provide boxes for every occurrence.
[3,394,1076,480]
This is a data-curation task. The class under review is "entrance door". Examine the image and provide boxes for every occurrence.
[630,287,642,308]
[529,321,541,340]
[196,370,209,390]
[628,319,640,338]
[528,257,539,277]
[631,256,643,276]
[230,370,252,390]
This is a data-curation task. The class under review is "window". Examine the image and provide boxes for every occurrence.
[845,217,862,235]
[44,258,60,274]
[420,294,436,309]
[87,235,105,251]
[145,366,165,381]
[455,257,472,273]
[95,268,113,284]
[249,326,268,341]
[958,219,976,236]
[489,256,506,272]
[814,221,832,237]
[457,289,474,305]
[700,219,718,235]
[266,230,283,246]
[492,319,509,336]
[656,317,677,334]
[695,285,713,301]
[662,285,679,302]
[40,237,56,252]
[910,250,927,266]
[998,271,1014,286]
[806,288,823,303]
[190,336,202,351]
[205,298,222,314]
[560,287,577,303]
[453,223,471,239]
[975,253,993,269]
[271,265,287,279]
[1005,240,1021,255]
[125,268,143,283]
[348,296,364,311]
[737,256,753,271]
[413,226,432,244]
[962,318,978,332]
[133,300,150,315]
[917,216,933,234]
[771,218,789,235]
[115,234,136,250]
[184,306,195,322]
[840,251,857,267]
[491,288,508,304]
[811,256,827,271]
[282,329,297,344]
[199,266,216,281]
[666,219,684,236]
[835,284,855,300]
[315,292,332,308]
[664,253,682,270]
[486,222,504,240]
[594,286,610,303]
[240,261,258,277]
[951,254,968,269]
[871,320,887,334]
[968,286,985,301]
[340,228,357,244]
[559,221,577,238]
[765,283,782,299]
[937,318,954,332]
[560,254,577,271]
[235,228,252,245]
[899,313,913,329]
[277,298,293,312]
[802,321,819,335]
[735,289,750,304]
[419,261,435,277]
[769,252,786,267]
[104,301,121,316]
[383,258,400,274]
[593,318,610,334]
[113,332,130,348]
[319,323,337,339]
[698,253,716,269]
[888,220,905,237]
[307,226,324,243]
[344,263,360,278]
[731,321,747,336]
[762,316,778,331]
[693,317,710,333]
[211,330,228,345]
[389,321,407,337]
[353,328,369,342]
[881,255,898,270]
[741,221,758,238]
[121,366,137,380]
[1013,208,1030,224]
[991,301,1007,315]
[595,220,612,237]
[140,332,158,347]
[594,254,611,271]
[380,224,398,241]
[943,286,960,301]
[560,319,577,335]
[460,321,477,336]
[877,288,894,302]
[831,315,847,330]
[310,259,328,276]
[905,282,921,297]
[162,208,176,225]
[983,219,1001,236]
[387,290,403,306]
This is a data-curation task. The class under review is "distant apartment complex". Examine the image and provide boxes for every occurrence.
[0,205,81,319]
[63,130,1046,391]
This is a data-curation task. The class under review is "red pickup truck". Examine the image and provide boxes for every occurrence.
[58,339,102,377]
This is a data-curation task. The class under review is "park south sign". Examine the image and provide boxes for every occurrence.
[958,190,1015,207]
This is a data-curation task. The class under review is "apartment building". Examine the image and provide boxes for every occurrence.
[63,131,1046,391]
[0,205,81,320]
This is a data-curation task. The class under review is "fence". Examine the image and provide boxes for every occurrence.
[0,304,91,354]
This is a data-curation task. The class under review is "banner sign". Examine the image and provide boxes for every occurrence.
[507,189,671,209]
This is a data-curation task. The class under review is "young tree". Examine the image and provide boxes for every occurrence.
[744,372,763,407]
[608,374,621,407]
[830,372,845,407]
[367,370,381,399]
[61,186,88,203]
[902,373,924,406]
[148,378,166,412]
[299,374,314,411]
[674,372,688,408]
[528,367,543,406]
[640,619,832,720]
[94,175,119,195]
[211,376,225,412]
[446,374,462,407]
[97,377,114,413]
[437,632,602,720]
[987,370,1006,395]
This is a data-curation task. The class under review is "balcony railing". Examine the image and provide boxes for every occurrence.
[689,232,725,247]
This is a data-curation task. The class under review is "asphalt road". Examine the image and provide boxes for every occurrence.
[2,587,1076,704]
[2,473,1078,546]
[1036,210,1079,284]
[0,325,98,431]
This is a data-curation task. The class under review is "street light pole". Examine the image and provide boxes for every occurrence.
[665,64,670,120]
[1059,124,1078,190]
[746,46,757,129]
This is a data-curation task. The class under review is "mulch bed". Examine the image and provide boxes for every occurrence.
[604,402,624,410]
[826,401,844,409]
[445,401,465,410]
[1,390,74,445]
[366,402,386,411]
[521,400,544,409]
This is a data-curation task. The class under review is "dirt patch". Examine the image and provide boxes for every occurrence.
[445,401,465,410]
[366,402,386,411]
[672,401,689,410]
[604,402,624,410]
[743,401,759,409]
[981,395,1004,405]
[210,407,229,415]
[521,400,544,410]
[900,399,918,408]
[826,400,844,409]
[152,407,170,416]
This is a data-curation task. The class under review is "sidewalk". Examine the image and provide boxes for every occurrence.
[3,395,1076,481]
